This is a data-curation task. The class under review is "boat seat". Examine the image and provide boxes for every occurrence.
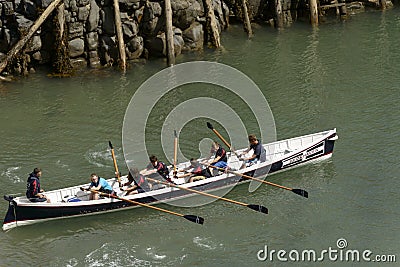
[75,190,90,201]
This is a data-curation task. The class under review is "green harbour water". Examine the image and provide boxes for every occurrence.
[0,8,400,266]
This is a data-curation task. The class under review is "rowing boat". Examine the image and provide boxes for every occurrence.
[3,128,338,231]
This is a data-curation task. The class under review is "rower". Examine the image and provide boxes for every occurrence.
[122,168,152,195]
[180,158,211,183]
[240,134,266,169]
[140,155,174,184]
[203,141,227,176]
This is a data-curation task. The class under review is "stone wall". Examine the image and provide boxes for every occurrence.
[0,0,230,74]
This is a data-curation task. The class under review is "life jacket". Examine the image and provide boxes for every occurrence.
[135,174,150,191]
[216,147,227,162]
[192,166,203,175]
[155,161,170,181]
[26,173,40,198]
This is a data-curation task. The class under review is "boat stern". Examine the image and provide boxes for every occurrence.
[325,129,339,155]
[3,196,17,231]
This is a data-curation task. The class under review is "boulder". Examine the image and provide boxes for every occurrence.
[68,21,84,40]
[69,0,78,12]
[70,57,87,68]
[32,51,42,61]
[86,31,98,50]
[140,1,162,37]
[25,35,42,52]
[118,0,141,9]
[78,4,90,21]
[125,35,143,59]
[145,31,183,57]
[173,34,184,56]
[88,50,101,67]
[3,1,15,15]
[15,15,34,31]
[145,33,165,57]
[182,22,203,50]
[99,35,118,65]
[86,0,100,32]
[122,20,139,39]
[77,0,90,6]
[68,38,85,57]
[171,0,203,30]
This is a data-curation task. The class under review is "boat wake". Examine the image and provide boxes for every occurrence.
[193,236,223,250]
[1,166,22,183]
[85,144,122,168]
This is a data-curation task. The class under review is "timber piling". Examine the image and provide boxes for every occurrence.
[165,0,175,66]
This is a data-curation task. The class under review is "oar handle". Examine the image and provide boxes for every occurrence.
[207,122,240,158]
[109,141,121,185]
[173,130,178,176]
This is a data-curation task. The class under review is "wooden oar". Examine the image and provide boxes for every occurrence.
[108,141,121,187]
[205,164,309,198]
[173,130,178,177]
[206,122,241,158]
[87,188,204,224]
[146,177,268,214]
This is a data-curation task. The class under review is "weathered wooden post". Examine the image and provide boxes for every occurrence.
[54,2,72,74]
[333,0,340,15]
[340,0,347,17]
[309,0,319,26]
[165,0,175,66]
[113,0,126,71]
[0,0,63,75]
[275,0,284,28]
[379,0,387,9]
[204,0,221,47]
[241,0,253,37]
[57,3,65,39]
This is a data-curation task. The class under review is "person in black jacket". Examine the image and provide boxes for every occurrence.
[26,168,50,203]
[140,155,173,183]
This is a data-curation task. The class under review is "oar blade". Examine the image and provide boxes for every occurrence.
[183,215,205,225]
[108,141,113,149]
[206,122,213,130]
[174,130,178,138]
[247,204,268,214]
[292,189,308,198]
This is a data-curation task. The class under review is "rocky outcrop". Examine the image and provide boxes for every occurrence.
[0,0,232,75]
